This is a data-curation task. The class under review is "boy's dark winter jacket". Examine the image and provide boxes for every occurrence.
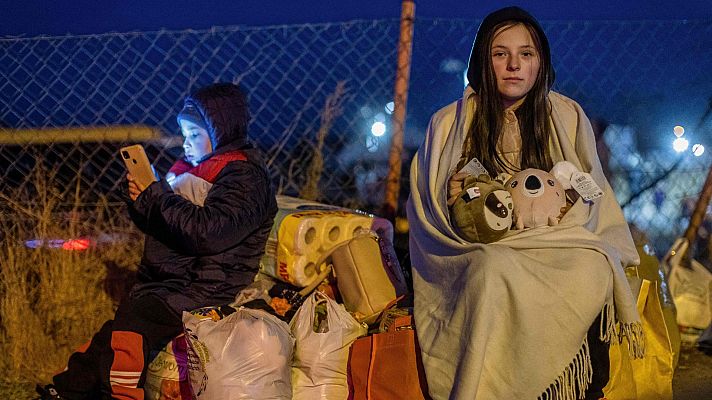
[127,83,277,314]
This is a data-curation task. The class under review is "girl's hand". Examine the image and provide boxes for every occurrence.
[127,173,146,201]
[447,172,470,206]
[558,189,579,220]
[558,203,572,221]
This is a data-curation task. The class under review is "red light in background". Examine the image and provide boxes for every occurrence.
[62,238,92,251]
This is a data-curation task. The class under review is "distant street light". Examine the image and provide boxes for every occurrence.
[673,137,689,153]
[371,121,386,137]
[674,125,685,138]
[693,144,705,157]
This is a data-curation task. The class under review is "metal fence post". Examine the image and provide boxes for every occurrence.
[382,0,415,222]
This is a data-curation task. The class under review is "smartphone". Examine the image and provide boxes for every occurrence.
[120,144,158,188]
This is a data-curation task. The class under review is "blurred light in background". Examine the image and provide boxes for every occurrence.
[359,105,373,118]
[62,238,92,251]
[673,125,685,137]
[693,143,705,157]
[366,135,379,153]
[25,239,43,249]
[371,121,386,137]
[673,137,689,152]
[440,58,466,73]
[25,238,93,251]
[384,101,394,115]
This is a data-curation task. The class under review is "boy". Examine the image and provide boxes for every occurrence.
[37,82,277,399]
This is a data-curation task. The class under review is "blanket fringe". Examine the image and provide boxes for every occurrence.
[539,302,646,400]
[618,321,646,359]
[599,302,646,359]
[538,337,592,400]
[599,302,616,343]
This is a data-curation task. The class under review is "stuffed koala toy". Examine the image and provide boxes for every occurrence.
[450,174,513,243]
[505,168,566,230]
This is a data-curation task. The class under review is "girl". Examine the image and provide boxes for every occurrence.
[407,7,643,400]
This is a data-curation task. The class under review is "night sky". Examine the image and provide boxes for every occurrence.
[3,0,712,37]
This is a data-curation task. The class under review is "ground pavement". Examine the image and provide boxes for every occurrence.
[674,340,712,399]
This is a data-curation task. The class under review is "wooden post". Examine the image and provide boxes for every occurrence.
[382,0,415,222]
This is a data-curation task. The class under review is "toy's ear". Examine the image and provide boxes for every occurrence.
[462,174,479,188]
[550,161,579,190]
[494,172,511,185]
[476,173,491,183]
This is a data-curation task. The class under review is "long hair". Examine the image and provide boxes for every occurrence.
[458,21,554,176]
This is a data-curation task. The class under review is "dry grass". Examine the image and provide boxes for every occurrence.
[0,165,141,386]
[298,81,347,201]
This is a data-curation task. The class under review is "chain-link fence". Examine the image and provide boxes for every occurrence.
[1,18,712,255]
[405,19,712,257]
[0,21,401,209]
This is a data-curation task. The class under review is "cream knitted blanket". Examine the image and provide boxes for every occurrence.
[407,88,643,399]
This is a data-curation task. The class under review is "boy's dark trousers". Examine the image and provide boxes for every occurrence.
[53,293,183,400]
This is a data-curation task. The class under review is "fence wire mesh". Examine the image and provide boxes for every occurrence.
[1,18,712,256]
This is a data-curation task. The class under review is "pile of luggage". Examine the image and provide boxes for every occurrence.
[144,196,428,399]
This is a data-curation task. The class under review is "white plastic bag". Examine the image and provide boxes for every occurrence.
[669,258,712,329]
[664,238,712,329]
[290,291,367,400]
[183,307,295,400]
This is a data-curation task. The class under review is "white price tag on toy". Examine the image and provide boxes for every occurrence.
[459,157,488,177]
[571,171,603,201]
[465,186,481,201]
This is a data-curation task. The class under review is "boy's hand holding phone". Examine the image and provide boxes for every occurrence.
[127,173,146,201]
[120,144,158,201]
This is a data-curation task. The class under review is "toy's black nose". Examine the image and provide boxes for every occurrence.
[525,175,541,190]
